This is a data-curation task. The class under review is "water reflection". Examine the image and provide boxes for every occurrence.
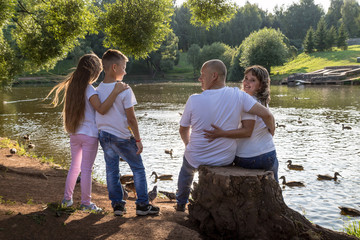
[0,83,359,230]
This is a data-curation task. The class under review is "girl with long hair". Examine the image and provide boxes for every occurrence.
[46,53,127,211]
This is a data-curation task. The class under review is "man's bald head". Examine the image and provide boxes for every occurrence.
[202,59,227,82]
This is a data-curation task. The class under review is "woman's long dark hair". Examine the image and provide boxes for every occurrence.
[243,65,271,106]
[45,54,102,133]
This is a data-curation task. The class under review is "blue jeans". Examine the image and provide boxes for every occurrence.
[234,150,279,182]
[176,156,197,205]
[98,130,148,207]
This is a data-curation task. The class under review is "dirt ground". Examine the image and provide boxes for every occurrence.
[0,141,202,240]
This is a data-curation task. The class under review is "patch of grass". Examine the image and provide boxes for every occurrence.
[5,210,14,215]
[0,196,16,205]
[47,202,76,217]
[271,45,360,76]
[26,198,35,205]
[343,220,360,238]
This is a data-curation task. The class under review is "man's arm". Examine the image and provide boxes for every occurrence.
[247,102,275,135]
[179,125,190,146]
[125,106,143,154]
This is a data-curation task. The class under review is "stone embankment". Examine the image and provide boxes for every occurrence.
[284,66,360,85]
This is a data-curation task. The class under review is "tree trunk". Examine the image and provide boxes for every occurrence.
[189,166,356,240]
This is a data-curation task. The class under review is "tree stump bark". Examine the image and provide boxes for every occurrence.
[188,166,356,240]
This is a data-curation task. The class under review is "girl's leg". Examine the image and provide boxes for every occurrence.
[79,135,98,205]
[63,134,82,201]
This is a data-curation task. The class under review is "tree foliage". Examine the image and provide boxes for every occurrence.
[187,44,201,74]
[337,23,348,50]
[303,27,315,53]
[185,0,236,29]
[102,0,174,59]
[239,28,290,74]
[325,0,344,28]
[340,0,360,37]
[275,0,323,41]
[314,18,327,51]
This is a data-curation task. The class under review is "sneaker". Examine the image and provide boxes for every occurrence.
[80,202,102,212]
[113,203,126,216]
[61,198,73,208]
[175,203,186,212]
[136,203,160,216]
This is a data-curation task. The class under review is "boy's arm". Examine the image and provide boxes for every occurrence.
[203,120,255,142]
[125,106,143,154]
[179,125,190,146]
[89,82,129,115]
[247,102,275,135]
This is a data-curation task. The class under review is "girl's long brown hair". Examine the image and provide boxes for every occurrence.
[45,54,102,133]
[243,65,271,106]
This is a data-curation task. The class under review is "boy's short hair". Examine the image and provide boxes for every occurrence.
[102,49,129,70]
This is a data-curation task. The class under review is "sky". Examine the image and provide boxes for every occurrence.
[175,0,331,13]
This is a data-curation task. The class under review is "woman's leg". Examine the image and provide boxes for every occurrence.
[79,135,98,205]
[63,134,82,201]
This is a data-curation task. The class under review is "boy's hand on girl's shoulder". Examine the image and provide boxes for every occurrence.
[136,141,143,155]
[114,81,129,94]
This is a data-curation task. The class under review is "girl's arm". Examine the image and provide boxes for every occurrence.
[203,120,255,142]
[89,82,128,115]
[125,106,143,154]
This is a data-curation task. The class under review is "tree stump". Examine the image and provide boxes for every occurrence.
[189,166,356,240]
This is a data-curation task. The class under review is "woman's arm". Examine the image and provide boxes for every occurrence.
[89,82,128,115]
[203,120,255,142]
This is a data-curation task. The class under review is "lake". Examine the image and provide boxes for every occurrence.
[0,82,359,231]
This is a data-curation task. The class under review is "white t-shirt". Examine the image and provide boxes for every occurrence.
[236,97,275,157]
[95,82,137,139]
[180,87,257,168]
[75,84,98,138]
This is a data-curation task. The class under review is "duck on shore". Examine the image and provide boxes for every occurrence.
[151,171,173,181]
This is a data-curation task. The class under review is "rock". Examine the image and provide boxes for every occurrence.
[189,166,356,240]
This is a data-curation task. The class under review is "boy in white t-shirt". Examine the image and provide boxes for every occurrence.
[96,49,159,216]
[176,59,276,212]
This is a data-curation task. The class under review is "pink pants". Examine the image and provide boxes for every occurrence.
[63,134,98,205]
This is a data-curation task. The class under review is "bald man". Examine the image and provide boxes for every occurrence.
[175,59,275,212]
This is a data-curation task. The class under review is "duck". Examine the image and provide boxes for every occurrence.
[159,190,176,202]
[28,143,35,149]
[279,176,305,187]
[338,207,360,217]
[317,172,341,181]
[120,174,134,184]
[76,175,81,184]
[151,171,173,181]
[342,124,352,130]
[10,148,17,154]
[297,117,302,124]
[23,134,30,140]
[125,181,136,197]
[286,160,304,171]
[148,185,157,203]
[276,123,286,128]
[165,149,173,157]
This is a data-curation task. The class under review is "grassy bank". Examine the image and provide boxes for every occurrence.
[271,45,360,82]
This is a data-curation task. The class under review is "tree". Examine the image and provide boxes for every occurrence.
[275,0,324,42]
[303,27,315,53]
[187,44,201,75]
[326,26,337,50]
[185,0,236,29]
[227,47,245,82]
[239,28,290,74]
[314,18,327,51]
[101,0,174,59]
[325,0,344,28]
[337,23,348,50]
[340,0,360,37]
